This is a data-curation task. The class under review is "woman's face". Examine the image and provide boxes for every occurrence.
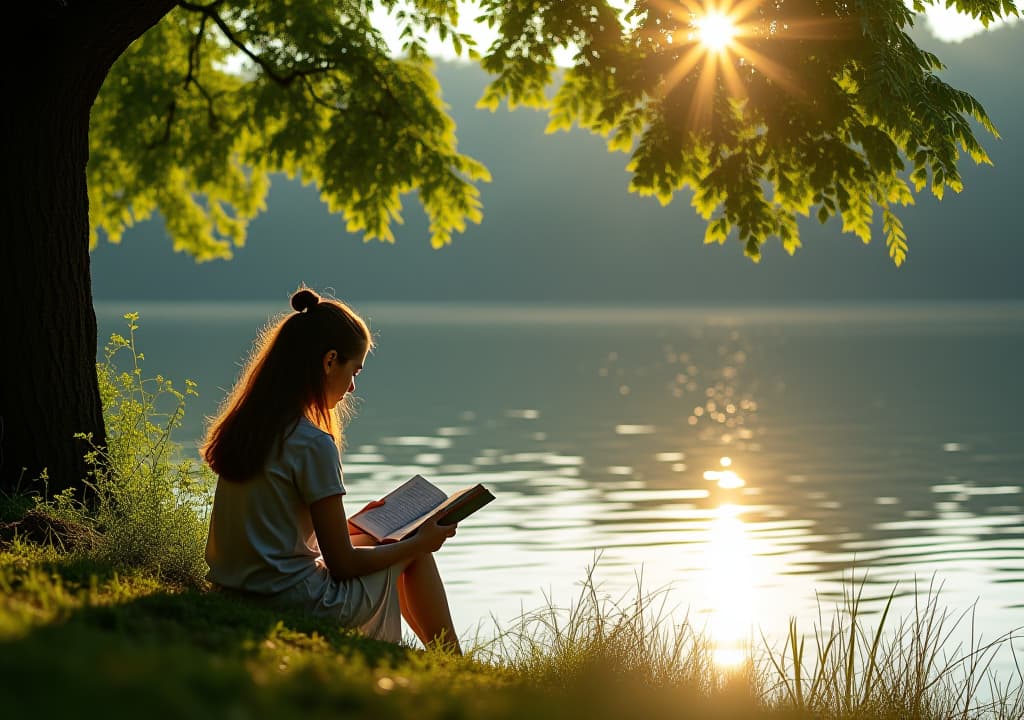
[324,344,368,406]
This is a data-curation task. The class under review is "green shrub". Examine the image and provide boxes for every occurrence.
[41,313,213,586]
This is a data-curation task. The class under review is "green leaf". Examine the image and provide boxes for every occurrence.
[883,208,909,267]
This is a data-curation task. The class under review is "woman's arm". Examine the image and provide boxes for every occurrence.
[310,494,456,581]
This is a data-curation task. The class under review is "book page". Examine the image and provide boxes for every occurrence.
[351,475,448,539]
[385,484,495,540]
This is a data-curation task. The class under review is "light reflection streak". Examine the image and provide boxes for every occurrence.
[703,469,745,488]
[704,502,756,666]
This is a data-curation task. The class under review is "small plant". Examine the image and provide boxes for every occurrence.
[41,312,213,586]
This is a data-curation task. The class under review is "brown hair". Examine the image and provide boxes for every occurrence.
[202,288,372,482]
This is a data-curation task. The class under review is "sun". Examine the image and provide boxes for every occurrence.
[693,11,738,52]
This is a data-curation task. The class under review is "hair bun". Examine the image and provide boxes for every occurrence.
[290,288,321,313]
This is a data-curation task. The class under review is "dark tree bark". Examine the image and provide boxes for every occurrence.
[0,1,176,497]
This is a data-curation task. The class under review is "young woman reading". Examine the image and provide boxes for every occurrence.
[203,288,461,653]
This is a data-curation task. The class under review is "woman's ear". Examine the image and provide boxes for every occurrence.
[322,350,337,375]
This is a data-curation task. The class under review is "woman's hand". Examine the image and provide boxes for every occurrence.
[347,499,385,536]
[414,512,457,553]
[312,495,456,581]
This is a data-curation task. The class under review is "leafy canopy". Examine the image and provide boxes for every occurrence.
[88,0,1019,266]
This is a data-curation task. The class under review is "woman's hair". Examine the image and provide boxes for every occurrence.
[202,287,372,482]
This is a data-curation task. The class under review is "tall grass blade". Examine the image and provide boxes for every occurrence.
[861,583,896,706]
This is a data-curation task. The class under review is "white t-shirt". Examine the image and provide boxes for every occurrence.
[205,417,346,594]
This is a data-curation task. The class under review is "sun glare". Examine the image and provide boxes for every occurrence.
[694,12,738,52]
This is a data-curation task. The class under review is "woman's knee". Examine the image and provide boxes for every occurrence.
[402,550,438,578]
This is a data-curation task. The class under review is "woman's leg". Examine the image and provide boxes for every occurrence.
[396,573,427,642]
[398,553,461,654]
[350,532,430,643]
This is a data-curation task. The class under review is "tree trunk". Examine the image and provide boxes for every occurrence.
[0,1,175,498]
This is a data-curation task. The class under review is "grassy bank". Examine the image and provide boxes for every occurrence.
[0,540,764,720]
[1,536,1021,720]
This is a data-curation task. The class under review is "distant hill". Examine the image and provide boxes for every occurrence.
[91,23,1024,303]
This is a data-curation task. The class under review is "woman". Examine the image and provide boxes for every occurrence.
[203,288,460,653]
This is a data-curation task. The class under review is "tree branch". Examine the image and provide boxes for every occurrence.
[184,14,222,130]
[176,0,332,87]
[174,0,431,149]
[299,75,349,115]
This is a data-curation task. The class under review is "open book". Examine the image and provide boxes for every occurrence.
[348,475,495,544]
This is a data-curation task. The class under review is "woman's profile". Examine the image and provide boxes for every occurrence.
[202,287,461,653]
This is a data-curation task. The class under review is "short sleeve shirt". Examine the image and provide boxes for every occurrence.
[205,417,346,594]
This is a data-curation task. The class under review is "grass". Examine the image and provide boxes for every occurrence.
[758,573,1024,719]
[0,540,751,720]
[1,539,1021,720]
[477,564,725,690]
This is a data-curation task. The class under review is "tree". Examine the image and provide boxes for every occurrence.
[1,0,1017,496]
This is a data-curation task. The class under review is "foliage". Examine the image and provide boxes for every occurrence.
[88,0,1019,267]
[479,0,1014,264]
[38,314,212,586]
[88,0,490,259]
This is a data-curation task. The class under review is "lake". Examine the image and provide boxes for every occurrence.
[95,300,1024,671]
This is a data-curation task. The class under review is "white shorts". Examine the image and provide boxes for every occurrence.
[266,564,403,644]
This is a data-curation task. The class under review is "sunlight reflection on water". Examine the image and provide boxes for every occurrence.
[704,502,756,667]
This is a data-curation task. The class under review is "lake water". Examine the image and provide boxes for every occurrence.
[95,300,1024,672]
